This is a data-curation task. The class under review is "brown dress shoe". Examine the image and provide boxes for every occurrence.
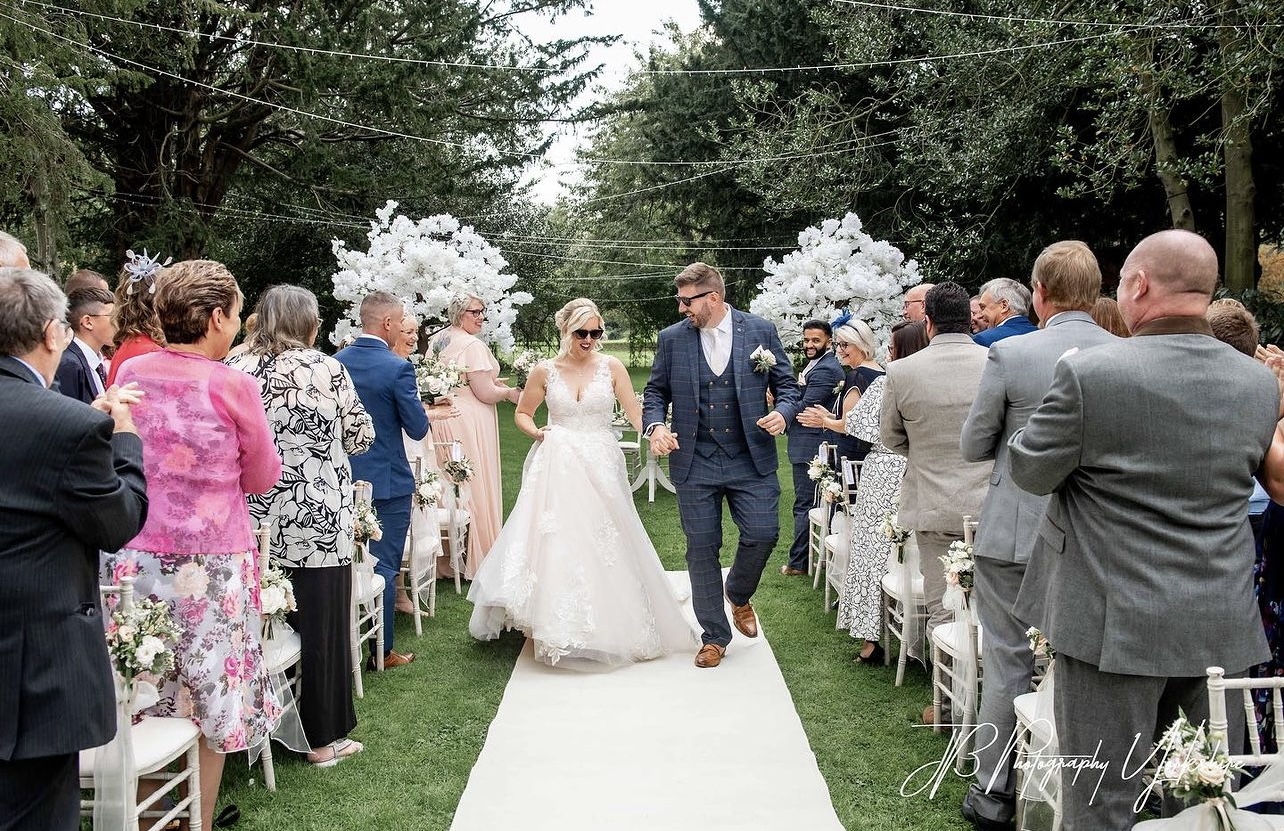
[730,600,759,638]
[694,643,726,668]
[367,650,416,671]
[780,565,807,576]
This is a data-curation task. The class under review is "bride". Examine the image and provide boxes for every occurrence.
[468,298,698,668]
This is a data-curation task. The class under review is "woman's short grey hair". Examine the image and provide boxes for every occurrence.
[246,285,320,356]
[0,267,67,356]
[979,277,1032,317]
[834,319,876,361]
[448,293,484,327]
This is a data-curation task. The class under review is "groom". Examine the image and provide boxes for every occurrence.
[644,263,800,667]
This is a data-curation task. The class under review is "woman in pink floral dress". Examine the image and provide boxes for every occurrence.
[105,260,281,830]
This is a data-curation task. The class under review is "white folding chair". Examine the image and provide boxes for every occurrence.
[880,535,927,686]
[823,508,852,611]
[1013,677,1060,831]
[810,442,835,587]
[254,523,302,791]
[435,440,471,594]
[839,457,862,506]
[350,480,384,699]
[402,456,444,632]
[80,576,203,831]
[617,427,643,479]
[1208,666,1284,818]
[930,516,984,744]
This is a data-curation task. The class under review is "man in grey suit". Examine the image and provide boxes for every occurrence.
[1009,230,1280,830]
[958,241,1119,831]
[882,281,993,721]
[645,262,800,668]
[0,267,148,830]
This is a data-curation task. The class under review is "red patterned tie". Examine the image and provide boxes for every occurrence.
[94,362,108,389]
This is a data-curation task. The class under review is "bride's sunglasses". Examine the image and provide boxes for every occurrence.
[572,329,605,340]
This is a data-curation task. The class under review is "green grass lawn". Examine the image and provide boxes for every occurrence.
[215,365,972,830]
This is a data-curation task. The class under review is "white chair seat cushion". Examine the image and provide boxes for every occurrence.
[823,532,845,551]
[80,716,202,776]
[435,507,471,526]
[262,630,302,672]
[617,440,641,451]
[808,507,827,525]
[355,571,385,601]
[880,570,925,599]
[930,620,984,657]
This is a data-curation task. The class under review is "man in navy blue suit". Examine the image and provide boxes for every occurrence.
[782,320,842,575]
[54,287,116,405]
[335,292,430,669]
[972,278,1037,347]
[644,263,800,668]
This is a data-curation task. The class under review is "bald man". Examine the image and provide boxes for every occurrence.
[901,282,934,322]
[1008,230,1279,830]
[0,231,29,269]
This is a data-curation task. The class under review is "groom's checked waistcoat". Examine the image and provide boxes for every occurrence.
[696,354,749,457]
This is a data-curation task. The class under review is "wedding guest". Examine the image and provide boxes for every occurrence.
[958,240,1117,831]
[225,311,259,360]
[228,285,374,766]
[970,296,990,334]
[335,292,429,669]
[837,319,928,664]
[780,320,843,575]
[427,293,520,578]
[798,320,885,467]
[972,278,1037,346]
[106,251,167,385]
[54,287,116,405]
[64,268,110,294]
[902,283,934,322]
[1207,299,1260,356]
[393,312,419,358]
[1009,230,1279,830]
[0,230,29,268]
[108,260,282,831]
[0,267,147,831]
[882,282,993,724]
[1089,296,1130,338]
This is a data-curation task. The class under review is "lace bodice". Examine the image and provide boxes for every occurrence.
[544,359,615,432]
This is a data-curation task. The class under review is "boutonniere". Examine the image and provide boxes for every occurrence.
[750,345,776,373]
[832,380,845,397]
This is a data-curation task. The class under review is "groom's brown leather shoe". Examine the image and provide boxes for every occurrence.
[730,600,759,638]
[694,643,726,668]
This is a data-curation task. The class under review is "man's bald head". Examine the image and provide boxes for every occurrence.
[1118,230,1219,331]
[903,282,935,321]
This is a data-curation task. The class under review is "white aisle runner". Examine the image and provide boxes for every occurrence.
[450,572,845,831]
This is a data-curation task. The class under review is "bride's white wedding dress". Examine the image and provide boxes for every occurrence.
[468,358,698,668]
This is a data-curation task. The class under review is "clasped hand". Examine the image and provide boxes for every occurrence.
[91,382,144,433]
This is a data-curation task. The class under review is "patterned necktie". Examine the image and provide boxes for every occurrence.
[94,362,108,390]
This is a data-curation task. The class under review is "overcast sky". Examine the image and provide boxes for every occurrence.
[516,2,704,202]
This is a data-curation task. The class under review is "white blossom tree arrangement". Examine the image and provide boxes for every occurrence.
[749,212,923,359]
[331,201,532,351]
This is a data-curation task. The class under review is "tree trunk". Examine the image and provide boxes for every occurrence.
[1219,13,1256,292]
[1136,42,1195,230]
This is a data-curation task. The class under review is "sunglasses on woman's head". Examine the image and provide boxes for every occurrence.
[573,329,604,340]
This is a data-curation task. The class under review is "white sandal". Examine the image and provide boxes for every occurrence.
[307,738,364,767]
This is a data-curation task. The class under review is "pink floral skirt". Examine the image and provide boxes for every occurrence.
[105,548,282,753]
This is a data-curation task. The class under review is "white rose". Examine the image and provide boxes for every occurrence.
[1162,754,1188,783]
[261,586,286,615]
[1195,759,1227,787]
[116,624,136,641]
[135,635,165,668]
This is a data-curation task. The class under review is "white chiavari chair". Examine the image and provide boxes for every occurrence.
[80,575,202,831]
[880,534,927,687]
[402,455,444,633]
[350,480,384,698]
[253,523,303,791]
[929,516,984,765]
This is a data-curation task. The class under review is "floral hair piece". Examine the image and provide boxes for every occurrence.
[123,248,172,295]
[830,310,852,329]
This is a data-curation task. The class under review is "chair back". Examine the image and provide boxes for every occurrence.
[963,515,979,545]
[1207,666,1284,769]
[101,574,135,627]
[840,457,861,504]
[255,523,271,580]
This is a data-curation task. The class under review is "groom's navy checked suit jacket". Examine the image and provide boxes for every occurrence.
[643,308,800,484]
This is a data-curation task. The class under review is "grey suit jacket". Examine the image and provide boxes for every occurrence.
[960,312,1119,564]
[1009,318,1279,677]
[881,332,993,532]
[0,356,148,759]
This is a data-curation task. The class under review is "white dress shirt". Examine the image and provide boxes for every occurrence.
[700,309,733,376]
[72,337,106,396]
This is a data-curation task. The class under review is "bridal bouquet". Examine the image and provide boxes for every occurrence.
[411,349,467,402]
[941,540,975,591]
[413,468,443,508]
[509,349,542,387]
[106,593,180,683]
[1152,712,1241,808]
[259,564,297,641]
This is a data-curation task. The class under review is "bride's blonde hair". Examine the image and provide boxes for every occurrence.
[554,298,605,357]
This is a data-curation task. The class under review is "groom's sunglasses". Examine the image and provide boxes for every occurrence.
[572,329,605,340]
[674,290,715,307]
